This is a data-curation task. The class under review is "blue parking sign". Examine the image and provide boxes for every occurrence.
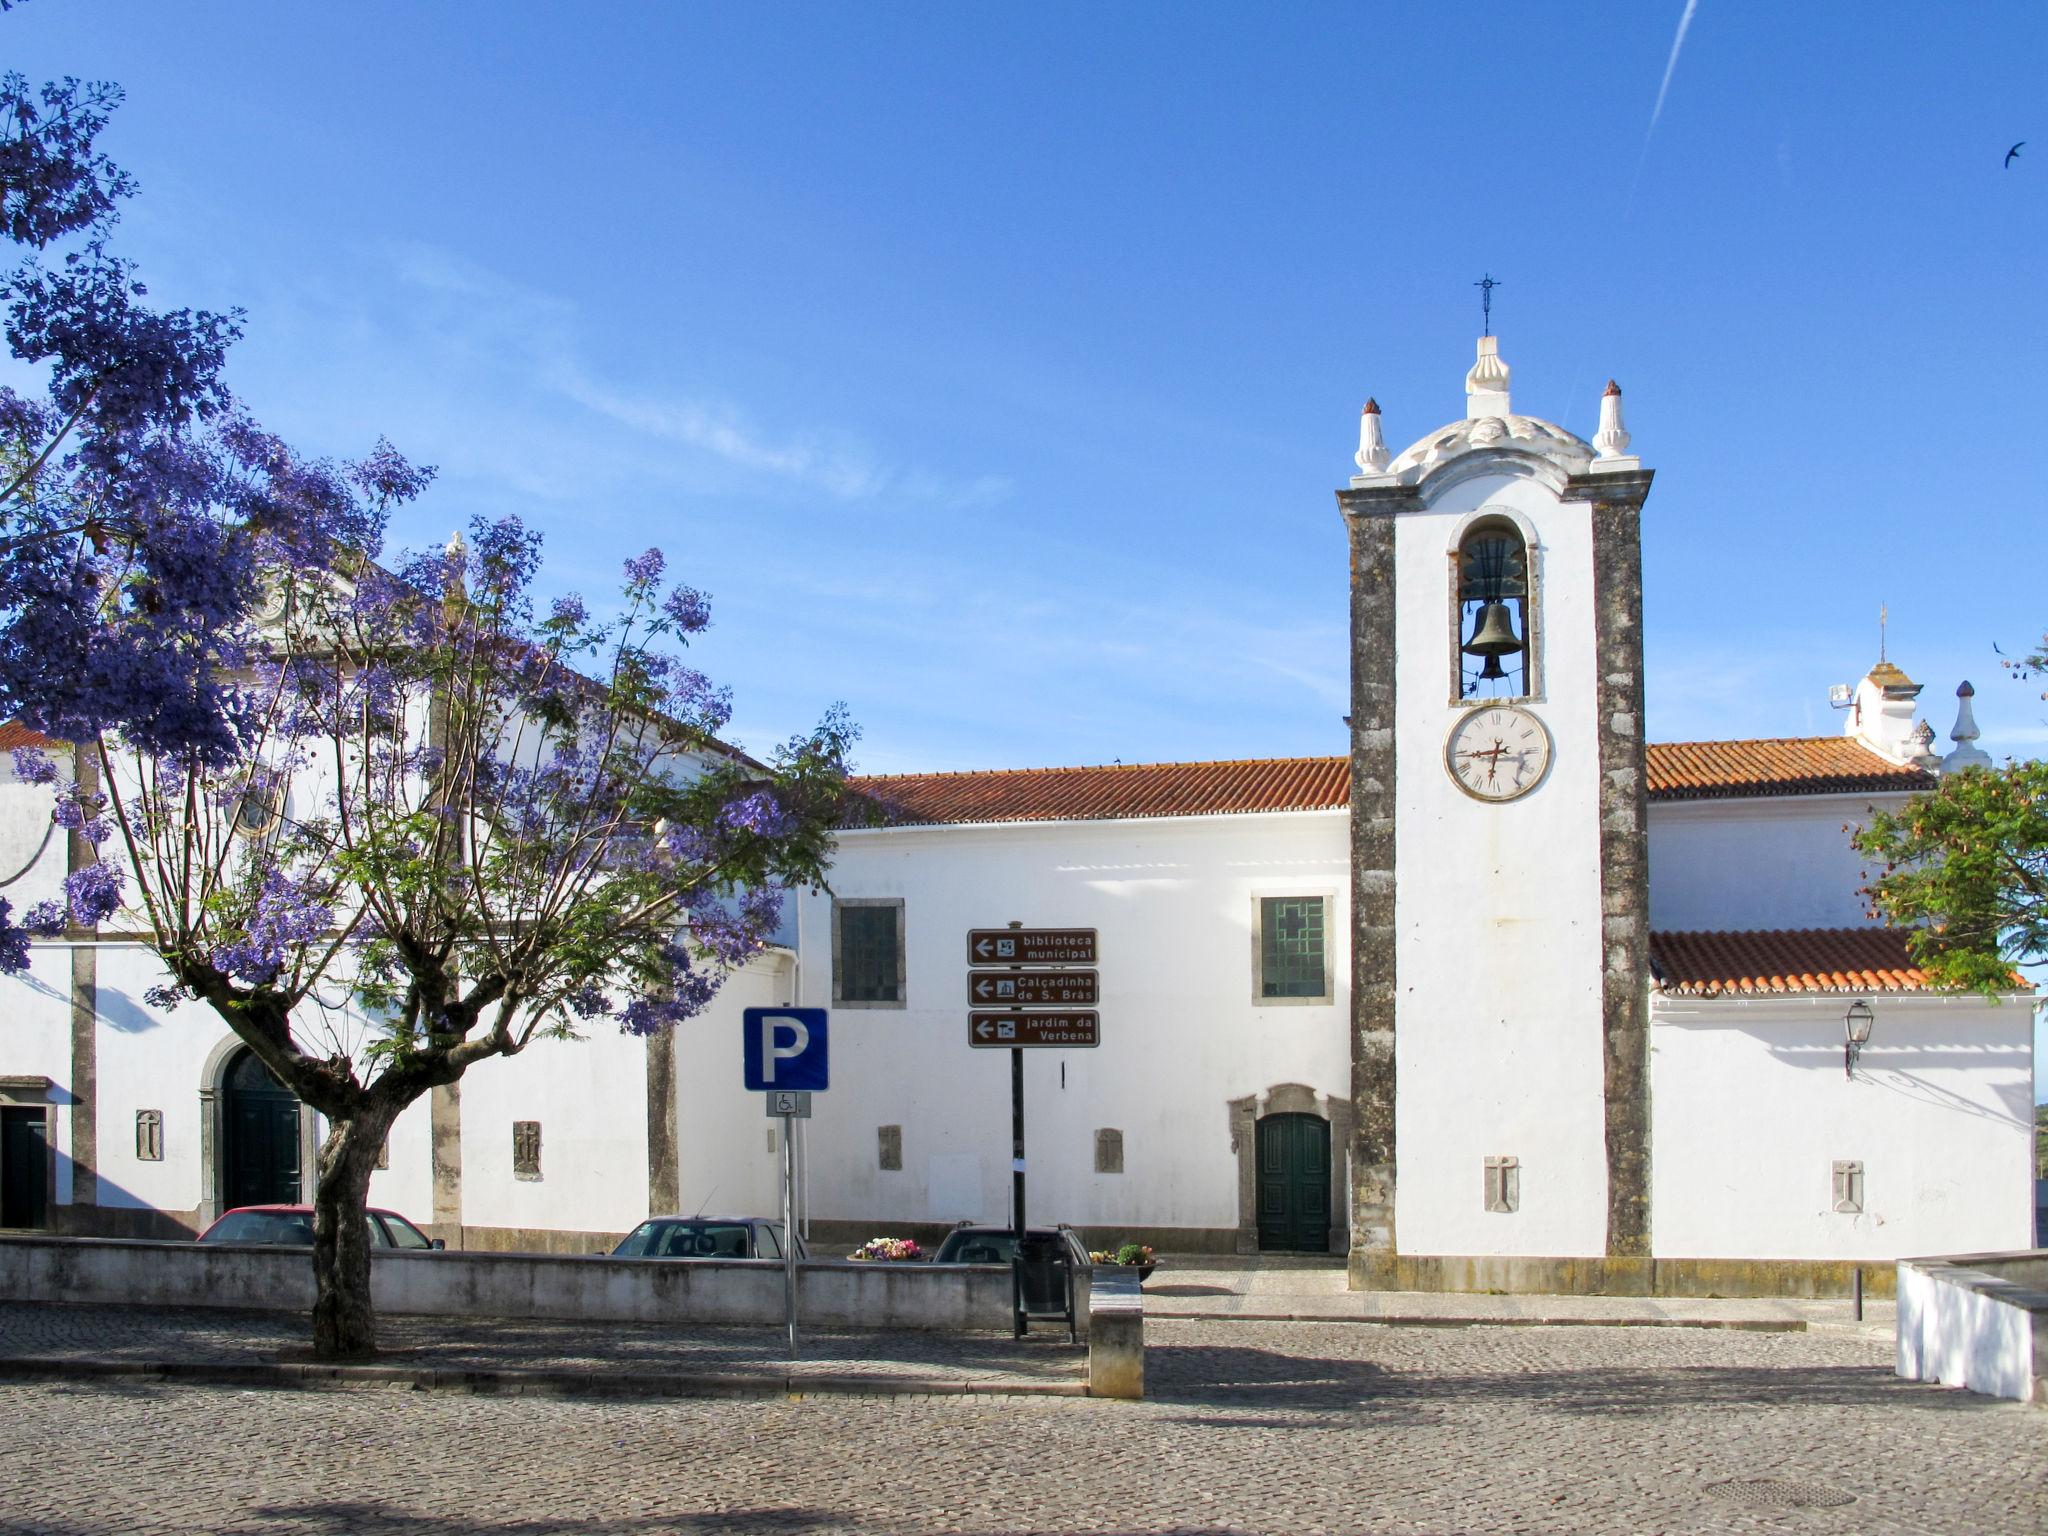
[742,1008,829,1092]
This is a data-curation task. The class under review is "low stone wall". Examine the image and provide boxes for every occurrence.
[0,1234,1091,1335]
[1896,1250,2048,1406]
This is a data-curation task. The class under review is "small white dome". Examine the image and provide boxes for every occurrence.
[1385,413,1595,480]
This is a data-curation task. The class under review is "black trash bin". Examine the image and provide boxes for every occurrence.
[1012,1231,1075,1339]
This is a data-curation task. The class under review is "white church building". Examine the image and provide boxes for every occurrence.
[0,335,2035,1296]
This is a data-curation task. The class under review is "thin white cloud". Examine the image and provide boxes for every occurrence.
[375,243,1014,510]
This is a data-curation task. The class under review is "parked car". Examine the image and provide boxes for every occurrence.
[931,1222,1092,1272]
[197,1204,443,1250]
[609,1216,805,1260]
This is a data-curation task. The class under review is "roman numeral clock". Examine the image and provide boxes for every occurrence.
[1445,704,1552,801]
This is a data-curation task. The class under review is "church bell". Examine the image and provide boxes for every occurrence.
[1462,600,1522,661]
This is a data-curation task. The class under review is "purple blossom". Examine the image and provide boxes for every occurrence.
[209,871,332,985]
[661,585,710,633]
[623,548,665,588]
[62,864,123,926]
[718,789,795,840]
[9,747,56,784]
[20,898,63,937]
[0,902,27,974]
[548,594,587,629]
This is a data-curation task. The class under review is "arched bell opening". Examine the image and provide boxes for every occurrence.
[1454,516,1535,701]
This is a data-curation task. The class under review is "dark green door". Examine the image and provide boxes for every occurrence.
[1256,1112,1330,1252]
[0,1107,48,1228]
[223,1050,301,1208]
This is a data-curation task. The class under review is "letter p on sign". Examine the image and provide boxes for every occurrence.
[742,1007,829,1092]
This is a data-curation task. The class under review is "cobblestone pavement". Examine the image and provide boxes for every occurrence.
[2,1316,2042,1535]
[0,1304,1085,1390]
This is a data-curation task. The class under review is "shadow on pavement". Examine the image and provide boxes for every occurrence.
[1145,1342,2013,1416]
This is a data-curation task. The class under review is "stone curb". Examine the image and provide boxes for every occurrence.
[0,1356,1091,1401]
[1148,1309,1808,1332]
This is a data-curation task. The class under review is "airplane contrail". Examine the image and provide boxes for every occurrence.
[1646,0,1700,143]
[1624,0,1701,218]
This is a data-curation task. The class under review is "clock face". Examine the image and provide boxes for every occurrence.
[1445,705,1552,802]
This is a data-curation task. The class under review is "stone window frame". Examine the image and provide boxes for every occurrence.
[831,897,906,1009]
[1445,507,1545,706]
[135,1108,163,1162]
[1484,1155,1520,1213]
[1250,888,1336,1006]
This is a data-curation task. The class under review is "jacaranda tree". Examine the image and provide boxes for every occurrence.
[1853,631,2048,996]
[0,72,855,1356]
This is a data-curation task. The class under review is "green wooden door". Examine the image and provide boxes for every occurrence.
[1256,1112,1330,1252]
[223,1050,301,1208]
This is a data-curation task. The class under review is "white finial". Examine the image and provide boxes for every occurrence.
[1593,380,1632,459]
[1355,398,1389,473]
[1465,336,1512,419]
[1942,681,1992,772]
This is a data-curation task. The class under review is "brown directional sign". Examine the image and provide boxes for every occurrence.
[967,970,1099,1006]
[966,928,1097,966]
[969,1012,1100,1049]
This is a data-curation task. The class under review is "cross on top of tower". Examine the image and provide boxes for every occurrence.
[1474,273,1501,337]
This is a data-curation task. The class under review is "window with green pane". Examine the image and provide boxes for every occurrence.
[1260,896,1326,1000]
[836,901,902,1004]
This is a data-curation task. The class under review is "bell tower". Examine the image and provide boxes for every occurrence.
[1338,337,1655,1291]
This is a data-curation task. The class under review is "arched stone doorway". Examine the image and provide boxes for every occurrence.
[1228,1084,1352,1255]
[198,1039,317,1225]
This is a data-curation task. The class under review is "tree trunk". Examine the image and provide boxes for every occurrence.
[309,1110,393,1359]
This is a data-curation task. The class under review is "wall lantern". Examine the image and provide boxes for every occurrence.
[1843,1000,1875,1079]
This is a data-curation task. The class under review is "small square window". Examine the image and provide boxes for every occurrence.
[1257,896,1329,1002]
[1832,1160,1864,1215]
[834,900,904,1007]
[513,1120,542,1181]
[134,1109,162,1162]
[1485,1156,1520,1213]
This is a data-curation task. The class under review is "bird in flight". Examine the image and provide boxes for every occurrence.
[2007,141,2025,168]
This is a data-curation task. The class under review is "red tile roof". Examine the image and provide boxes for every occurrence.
[1645,738,1932,800]
[848,756,1350,828]
[0,721,59,753]
[846,735,1929,828]
[1649,927,1938,996]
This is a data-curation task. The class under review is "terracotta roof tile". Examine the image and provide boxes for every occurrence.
[0,721,59,753]
[1645,738,1932,800]
[1649,927,1936,996]
[848,756,1350,828]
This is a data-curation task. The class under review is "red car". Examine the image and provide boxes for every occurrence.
[196,1204,443,1250]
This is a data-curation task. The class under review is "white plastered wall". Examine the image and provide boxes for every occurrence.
[782,812,1349,1239]
[1648,794,1909,932]
[1392,470,1608,1258]
[1650,994,2036,1259]
[673,950,797,1223]
[455,1015,654,1237]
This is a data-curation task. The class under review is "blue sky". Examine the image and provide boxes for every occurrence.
[6,2,2045,779]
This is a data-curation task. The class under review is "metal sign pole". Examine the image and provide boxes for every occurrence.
[1011,1042,1026,1338]
[783,1111,798,1360]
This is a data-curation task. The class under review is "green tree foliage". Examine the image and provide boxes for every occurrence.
[1853,632,2047,997]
